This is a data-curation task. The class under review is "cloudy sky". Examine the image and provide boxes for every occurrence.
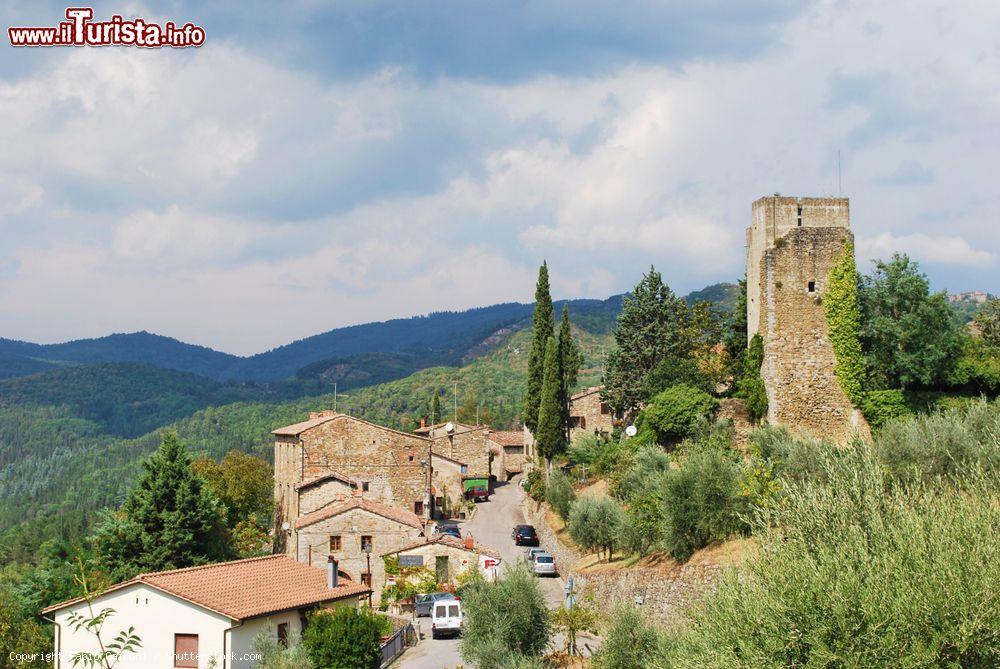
[1,1,998,354]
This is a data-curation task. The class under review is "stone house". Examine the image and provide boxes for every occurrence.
[487,430,528,479]
[429,451,468,517]
[293,494,426,604]
[273,411,435,544]
[415,422,496,481]
[42,556,367,669]
[568,386,616,440]
[382,535,502,586]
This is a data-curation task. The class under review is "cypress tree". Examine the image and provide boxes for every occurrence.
[557,305,582,437]
[536,336,565,471]
[95,433,231,581]
[524,262,554,431]
[431,394,442,424]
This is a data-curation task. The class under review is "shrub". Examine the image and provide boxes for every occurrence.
[459,563,550,668]
[736,335,768,421]
[610,445,671,502]
[634,384,718,445]
[524,469,546,502]
[301,607,389,669]
[873,398,1000,484]
[545,469,576,520]
[661,448,746,562]
[251,628,313,669]
[642,354,715,398]
[658,442,1000,668]
[568,432,622,477]
[567,494,625,560]
[616,494,663,556]
[593,605,663,669]
[860,389,911,429]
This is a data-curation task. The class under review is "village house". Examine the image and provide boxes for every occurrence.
[568,386,616,439]
[429,450,468,517]
[42,556,367,669]
[416,421,498,495]
[382,534,502,587]
[293,493,427,603]
[273,411,435,546]
[487,430,529,479]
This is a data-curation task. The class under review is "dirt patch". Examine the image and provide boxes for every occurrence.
[574,537,756,575]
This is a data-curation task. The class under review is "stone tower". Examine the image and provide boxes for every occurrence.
[746,195,868,443]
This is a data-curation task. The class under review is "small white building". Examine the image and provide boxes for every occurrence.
[43,555,369,669]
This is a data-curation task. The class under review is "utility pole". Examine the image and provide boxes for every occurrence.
[333,382,338,413]
[453,382,458,421]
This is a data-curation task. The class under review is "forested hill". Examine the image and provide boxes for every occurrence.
[0,286,737,384]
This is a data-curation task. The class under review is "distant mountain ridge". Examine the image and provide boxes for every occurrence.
[0,284,738,384]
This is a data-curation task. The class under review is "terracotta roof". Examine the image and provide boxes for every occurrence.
[295,496,425,530]
[570,386,604,401]
[41,555,369,620]
[274,412,433,443]
[382,535,502,560]
[504,465,523,474]
[431,451,467,467]
[294,471,357,491]
[488,430,524,447]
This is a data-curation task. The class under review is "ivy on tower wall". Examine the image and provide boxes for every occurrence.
[823,240,866,406]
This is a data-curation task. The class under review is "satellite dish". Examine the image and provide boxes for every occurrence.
[281,521,291,532]
[445,422,455,433]
[625,425,637,438]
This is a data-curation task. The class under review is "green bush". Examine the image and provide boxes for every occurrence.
[661,448,746,562]
[251,628,313,669]
[567,494,625,560]
[859,389,911,429]
[593,605,663,669]
[524,469,546,502]
[616,494,663,556]
[634,384,718,445]
[459,563,550,668]
[545,469,576,520]
[873,398,1000,484]
[568,432,622,477]
[658,442,1000,668]
[736,335,767,421]
[610,444,671,502]
[642,354,715,398]
[302,607,389,669]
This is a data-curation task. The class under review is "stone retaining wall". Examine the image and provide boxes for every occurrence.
[572,563,723,625]
[522,498,584,572]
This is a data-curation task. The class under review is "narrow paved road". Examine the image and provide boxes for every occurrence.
[396,477,566,669]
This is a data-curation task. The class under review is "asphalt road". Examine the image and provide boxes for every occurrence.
[395,477,567,669]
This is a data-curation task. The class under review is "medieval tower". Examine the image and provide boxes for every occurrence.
[746,195,868,442]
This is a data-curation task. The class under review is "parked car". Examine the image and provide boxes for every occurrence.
[465,485,490,502]
[414,592,456,617]
[523,547,547,563]
[431,598,464,638]
[513,525,539,546]
[435,525,462,540]
[530,552,558,577]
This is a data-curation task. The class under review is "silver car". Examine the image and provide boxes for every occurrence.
[524,547,546,563]
[414,592,456,617]
[530,552,557,576]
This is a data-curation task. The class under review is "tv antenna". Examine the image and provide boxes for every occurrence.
[838,150,843,196]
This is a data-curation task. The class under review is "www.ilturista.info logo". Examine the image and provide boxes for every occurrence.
[8,7,205,48]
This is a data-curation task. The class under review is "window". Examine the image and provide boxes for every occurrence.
[277,623,289,648]
[362,481,370,492]
[361,572,372,586]
[174,634,198,668]
[361,535,373,551]
[808,281,816,293]
[797,204,803,227]
[414,501,424,515]
[329,535,341,551]
[600,402,612,415]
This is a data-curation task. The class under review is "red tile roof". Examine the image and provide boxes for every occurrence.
[382,535,502,560]
[274,412,432,442]
[488,430,524,447]
[42,555,369,620]
[570,386,604,401]
[294,470,358,491]
[295,496,425,530]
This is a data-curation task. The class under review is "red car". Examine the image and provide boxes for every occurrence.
[465,486,490,502]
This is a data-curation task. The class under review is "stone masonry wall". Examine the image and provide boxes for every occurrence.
[299,478,356,515]
[759,226,869,443]
[572,564,723,626]
[300,417,432,516]
[568,388,615,440]
[432,428,492,479]
[522,498,585,573]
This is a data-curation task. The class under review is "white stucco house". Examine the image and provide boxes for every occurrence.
[42,555,369,669]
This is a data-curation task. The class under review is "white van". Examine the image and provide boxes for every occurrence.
[431,598,463,639]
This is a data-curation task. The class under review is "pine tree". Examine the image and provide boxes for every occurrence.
[603,267,692,416]
[524,262,554,431]
[557,306,582,438]
[95,433,232,581]
[536,337,565,471]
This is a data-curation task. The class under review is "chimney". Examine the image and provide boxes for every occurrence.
[465,534,474,550]
[309,411,320,419]
[334,493,346,502]
[352,487,363,498]
[327,556,339,588]
[420,417,427,429]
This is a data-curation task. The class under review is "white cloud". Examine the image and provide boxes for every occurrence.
[858,232,994,268]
